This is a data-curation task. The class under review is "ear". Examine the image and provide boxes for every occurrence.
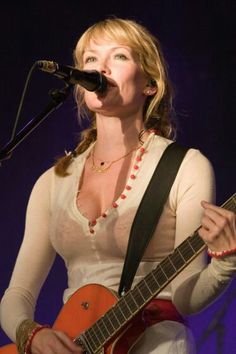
[143,85,157,96]
[143,80,157,96]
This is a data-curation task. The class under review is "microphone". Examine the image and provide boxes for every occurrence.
[36,60,108,93]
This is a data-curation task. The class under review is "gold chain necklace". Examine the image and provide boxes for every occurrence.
[91,144,139,173]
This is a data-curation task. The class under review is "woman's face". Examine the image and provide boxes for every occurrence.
[80,39,150,118]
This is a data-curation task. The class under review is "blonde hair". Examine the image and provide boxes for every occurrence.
[55,18,175,176]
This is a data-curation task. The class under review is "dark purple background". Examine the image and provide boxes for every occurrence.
[0,1,236,352]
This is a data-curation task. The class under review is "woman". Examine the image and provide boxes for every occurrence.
[0,18,236,354]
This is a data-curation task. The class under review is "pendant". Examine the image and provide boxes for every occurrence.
[91,165,106,173]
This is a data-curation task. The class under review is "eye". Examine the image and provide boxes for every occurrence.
[84,56,97,64]
[114,53,128,60]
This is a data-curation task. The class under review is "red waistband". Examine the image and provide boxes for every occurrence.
[140,299,185,327]
[110,299,186,351]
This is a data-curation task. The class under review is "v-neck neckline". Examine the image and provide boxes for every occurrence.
[73,132,155,234]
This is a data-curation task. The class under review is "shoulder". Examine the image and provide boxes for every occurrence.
[27,161,77,211]
[32,161,76,192]
[172,147,216,206]
[179,147,214,179]
[27,167,56,209]
[31,166,54,191]
[151,135,214,174]
[32,147,88,197]
[150,135,213,170]
[32,166,56,191]
[149,136,216,204]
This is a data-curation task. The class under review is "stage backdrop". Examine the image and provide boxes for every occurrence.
[0,1,235,353]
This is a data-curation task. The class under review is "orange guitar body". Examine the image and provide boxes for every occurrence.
[0,284,145,354]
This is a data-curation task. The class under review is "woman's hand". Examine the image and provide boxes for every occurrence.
[31,327,84,354]
[199,201,236,252]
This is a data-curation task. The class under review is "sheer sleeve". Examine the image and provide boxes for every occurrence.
[170,150,236,314]
[0,168,56,341]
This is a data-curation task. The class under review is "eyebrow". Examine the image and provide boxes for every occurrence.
[83,46,131,54]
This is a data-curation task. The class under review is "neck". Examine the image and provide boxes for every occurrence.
[94,113,146,160]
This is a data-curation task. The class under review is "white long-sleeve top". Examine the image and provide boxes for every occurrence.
[1,133,236,342]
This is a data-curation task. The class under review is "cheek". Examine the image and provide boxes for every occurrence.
[118,68,146,94]
[83,90,109,110]
[122,77,146,99]
[83,91,97,108]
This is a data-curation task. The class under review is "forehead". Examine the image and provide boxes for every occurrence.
[76,28,137,53]
[74,30,140,67]
[83,39,132,53]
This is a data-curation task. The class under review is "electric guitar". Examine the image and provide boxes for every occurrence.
[2,193,236,354]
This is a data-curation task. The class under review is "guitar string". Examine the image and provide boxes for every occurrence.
[83,237,196,349]
[83,234,206,347]
[82,234,211,347]
[78,195,236,349]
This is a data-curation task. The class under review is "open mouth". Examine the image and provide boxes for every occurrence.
[106,78,117,88]
[96,78,117,96]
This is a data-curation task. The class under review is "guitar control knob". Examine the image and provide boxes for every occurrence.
[81,301,89,310]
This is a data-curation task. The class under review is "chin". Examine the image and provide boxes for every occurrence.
[86,96,122,113]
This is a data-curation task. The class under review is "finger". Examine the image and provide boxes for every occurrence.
[201,214,216,231]
[200,211,228,244]
[55,331,83,353]
[199,207,236,251]
[198,226,209,242]
[32,329,83,354]
[205,209,236,238]
[198,222,221,242]
[201,201,235,219]
[203,208,228,230]
[31,330,73,354]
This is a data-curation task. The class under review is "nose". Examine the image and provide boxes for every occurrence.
[97,59,111,75]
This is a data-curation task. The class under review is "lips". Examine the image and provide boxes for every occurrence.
[106,78,117,87]
[96,78,117,97]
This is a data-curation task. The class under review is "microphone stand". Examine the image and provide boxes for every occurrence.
[0,84,72,164]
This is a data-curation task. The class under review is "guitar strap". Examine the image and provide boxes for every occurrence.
[118,142,189,296]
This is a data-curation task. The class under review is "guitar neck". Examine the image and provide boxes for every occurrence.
[75,193,236,353]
